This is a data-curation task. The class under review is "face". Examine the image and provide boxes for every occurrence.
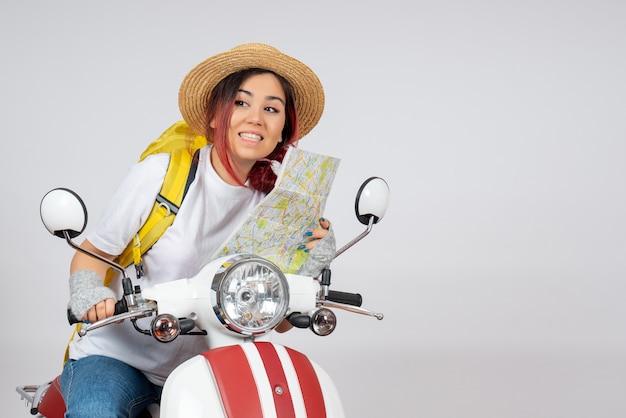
[212,72,287,177]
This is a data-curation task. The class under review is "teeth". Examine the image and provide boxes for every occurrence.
[240,132,262,141]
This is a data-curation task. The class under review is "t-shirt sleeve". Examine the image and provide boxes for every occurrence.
[87,153,170,256]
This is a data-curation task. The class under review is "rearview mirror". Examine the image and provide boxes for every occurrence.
[334,177,390,259]
[355,177,390,225]
[40,188,87,239]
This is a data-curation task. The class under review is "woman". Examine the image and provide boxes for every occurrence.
[61,43,334,417]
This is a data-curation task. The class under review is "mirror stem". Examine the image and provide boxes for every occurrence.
[62,230,135,306]
[333,216,374,259]
[63,231,129,280]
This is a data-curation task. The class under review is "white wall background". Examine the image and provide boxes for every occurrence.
[2,1,625,417]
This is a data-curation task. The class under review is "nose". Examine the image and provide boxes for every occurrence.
[246,105,263,125]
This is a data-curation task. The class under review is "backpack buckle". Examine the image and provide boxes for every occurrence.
[133,234,144,279]
[135,261,144,279]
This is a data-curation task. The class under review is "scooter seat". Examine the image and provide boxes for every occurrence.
[37,375,64,418]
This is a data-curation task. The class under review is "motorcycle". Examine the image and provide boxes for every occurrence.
[17,176,390,417]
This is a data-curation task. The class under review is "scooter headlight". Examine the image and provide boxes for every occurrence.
[212,254,289,336]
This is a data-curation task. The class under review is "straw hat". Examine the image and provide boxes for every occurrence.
[178,43,324,140]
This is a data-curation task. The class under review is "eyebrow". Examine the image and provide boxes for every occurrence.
[238,88,286,106]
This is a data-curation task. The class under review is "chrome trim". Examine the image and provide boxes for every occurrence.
[211,254,289,336]
[319,299,384,320]
[77,304,156,336]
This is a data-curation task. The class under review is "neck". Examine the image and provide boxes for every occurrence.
[210,147,252,185]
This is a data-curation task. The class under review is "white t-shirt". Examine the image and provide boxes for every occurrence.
[69,145,265,385]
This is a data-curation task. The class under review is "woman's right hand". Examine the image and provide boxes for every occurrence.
[83,298,117,323]
[68,239,119,323]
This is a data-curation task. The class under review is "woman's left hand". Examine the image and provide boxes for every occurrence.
[278,218,335,333]
[299,218,331,252]
[297,217,335,278]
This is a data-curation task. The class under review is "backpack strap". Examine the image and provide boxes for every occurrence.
[116,147,200,278]
[64,122,205,365]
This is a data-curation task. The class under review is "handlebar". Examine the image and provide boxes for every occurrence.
[76,305,156,336]
[67,298,129,325]
[326,290,362,307]
[319,299,384,320]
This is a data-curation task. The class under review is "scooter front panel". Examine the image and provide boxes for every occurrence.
[204,343,265,417]
[203,342,344,417]
[206,342,324,417]
[161,342,345,417]
[160,355,227,417]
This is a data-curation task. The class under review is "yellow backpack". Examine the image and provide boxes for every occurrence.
[113,120,207,280]
[65,120,206,363]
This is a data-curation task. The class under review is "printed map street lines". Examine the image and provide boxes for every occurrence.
[210,147,340,273]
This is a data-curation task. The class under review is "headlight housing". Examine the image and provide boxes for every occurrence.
[211,254,289,336]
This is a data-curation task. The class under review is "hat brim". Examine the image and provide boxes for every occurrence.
[178,43,324,140]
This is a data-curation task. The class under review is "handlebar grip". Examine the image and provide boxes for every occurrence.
[326,290,363,307]
[114,299,128,315]
[67,298,128,325]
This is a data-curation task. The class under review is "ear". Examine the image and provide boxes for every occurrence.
[209,118,216,129]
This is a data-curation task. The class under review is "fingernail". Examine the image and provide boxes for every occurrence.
[320,217,326,222]
[304,249,310,253]
[304,231,313,237]
[297,244,306,250]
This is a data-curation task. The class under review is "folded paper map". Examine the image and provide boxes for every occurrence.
[209,147,340,273]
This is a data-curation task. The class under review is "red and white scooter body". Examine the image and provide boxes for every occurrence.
[141,263,345,417]
[161,342,344,417]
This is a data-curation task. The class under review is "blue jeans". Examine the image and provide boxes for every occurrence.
[60,355,162,418]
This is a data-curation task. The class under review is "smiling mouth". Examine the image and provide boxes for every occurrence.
[239,132,262,142]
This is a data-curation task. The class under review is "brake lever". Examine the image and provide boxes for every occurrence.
[318,299,384,320]
[77,303,157,336]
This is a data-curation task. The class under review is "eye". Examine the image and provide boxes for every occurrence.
[265,106,279,113]
[235,100,248,107]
